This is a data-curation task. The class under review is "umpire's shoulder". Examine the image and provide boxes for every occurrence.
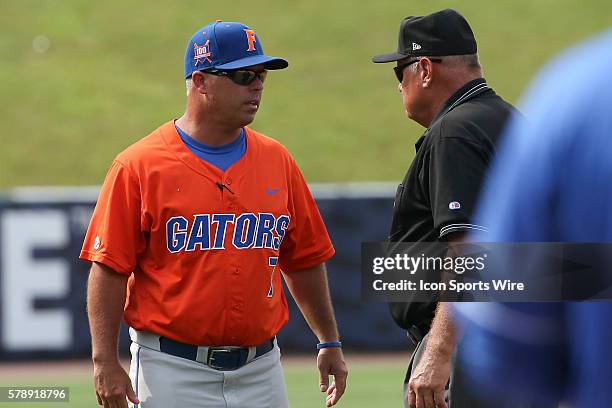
[439,92,515,141]
[436,103,509,149]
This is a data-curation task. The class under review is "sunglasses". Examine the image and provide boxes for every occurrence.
[204,69,268,86]
[394,58,442,82]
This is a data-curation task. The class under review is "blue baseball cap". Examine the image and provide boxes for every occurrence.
[184,21,289,79]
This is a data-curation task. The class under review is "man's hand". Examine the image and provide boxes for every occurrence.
[317,347,348,407]
[282,263,347,406]
[407,345,451,408]
[88,263,135,407]
[93,360,139,407]
[407,301,458,408]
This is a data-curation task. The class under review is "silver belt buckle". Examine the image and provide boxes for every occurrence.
[207,348,231,370]
[208,346,247,370]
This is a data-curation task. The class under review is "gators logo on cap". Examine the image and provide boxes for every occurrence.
[244,29,257,52]
[193,38,212,65]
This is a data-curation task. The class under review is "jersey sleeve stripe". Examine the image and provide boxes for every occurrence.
[439,223,488,238]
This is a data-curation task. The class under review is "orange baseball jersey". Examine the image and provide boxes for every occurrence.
[80,121,335,346]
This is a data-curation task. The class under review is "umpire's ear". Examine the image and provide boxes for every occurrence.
[191,71,209,95]
[417,57,435,88]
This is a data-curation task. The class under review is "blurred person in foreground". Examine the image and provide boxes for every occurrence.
[371,8,520,408]
[454,31,612,407]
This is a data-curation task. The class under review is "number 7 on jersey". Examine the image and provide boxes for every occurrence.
[267,256,278,297]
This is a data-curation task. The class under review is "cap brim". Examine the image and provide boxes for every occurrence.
[371,51,409,63]
[216,55,289,70]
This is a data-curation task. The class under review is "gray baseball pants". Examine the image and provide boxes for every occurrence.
[128,332,289,408]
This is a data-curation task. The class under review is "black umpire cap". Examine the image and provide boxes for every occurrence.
[372,9,477,63]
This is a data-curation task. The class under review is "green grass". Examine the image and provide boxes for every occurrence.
[285,361,405,408]
[0,360,406,407]
[1,0,611,187]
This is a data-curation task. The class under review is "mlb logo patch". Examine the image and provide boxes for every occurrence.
[449,201,461,210]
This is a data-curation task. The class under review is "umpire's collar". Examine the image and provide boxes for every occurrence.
[430,77,490,127]
[415,78,490,152]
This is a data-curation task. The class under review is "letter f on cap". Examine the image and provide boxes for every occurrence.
[244,29,257,51]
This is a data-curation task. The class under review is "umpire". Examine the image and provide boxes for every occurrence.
[372,9,517,408]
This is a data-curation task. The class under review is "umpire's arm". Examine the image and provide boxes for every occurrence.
[407,233,466,408]
[87,262,139,407]
[283,263,348,407]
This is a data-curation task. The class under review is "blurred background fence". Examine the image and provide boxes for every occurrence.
[0,184,407,360]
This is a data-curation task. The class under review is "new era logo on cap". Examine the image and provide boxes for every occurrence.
[412,42,422,50]
[184,21,288,79]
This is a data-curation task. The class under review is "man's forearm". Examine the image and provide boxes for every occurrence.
[283,263,339,342]
[425,232,465,356]
[87,262,129,364]
[427,232,465,358]
[425,302,457,357]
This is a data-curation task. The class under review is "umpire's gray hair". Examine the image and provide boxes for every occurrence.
[409,53,482,73]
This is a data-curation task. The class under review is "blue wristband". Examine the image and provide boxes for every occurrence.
[317,341,342,349]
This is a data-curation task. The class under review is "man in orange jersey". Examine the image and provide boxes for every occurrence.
[80,20,347,408]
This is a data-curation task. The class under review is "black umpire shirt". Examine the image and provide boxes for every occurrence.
[389,78,517,334]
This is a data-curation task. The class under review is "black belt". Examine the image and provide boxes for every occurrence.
[158,336,275,371]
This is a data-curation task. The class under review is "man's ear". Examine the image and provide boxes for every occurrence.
[191,72,208,94]
[418,58,434,88]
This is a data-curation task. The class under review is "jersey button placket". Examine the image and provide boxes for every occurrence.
[224,176,235,209]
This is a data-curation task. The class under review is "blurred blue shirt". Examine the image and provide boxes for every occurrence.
[454,31,612,407]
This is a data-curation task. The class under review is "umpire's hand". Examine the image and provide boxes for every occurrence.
[317,347,348,407]
[407,348,450,408]
[93,360,139,408]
